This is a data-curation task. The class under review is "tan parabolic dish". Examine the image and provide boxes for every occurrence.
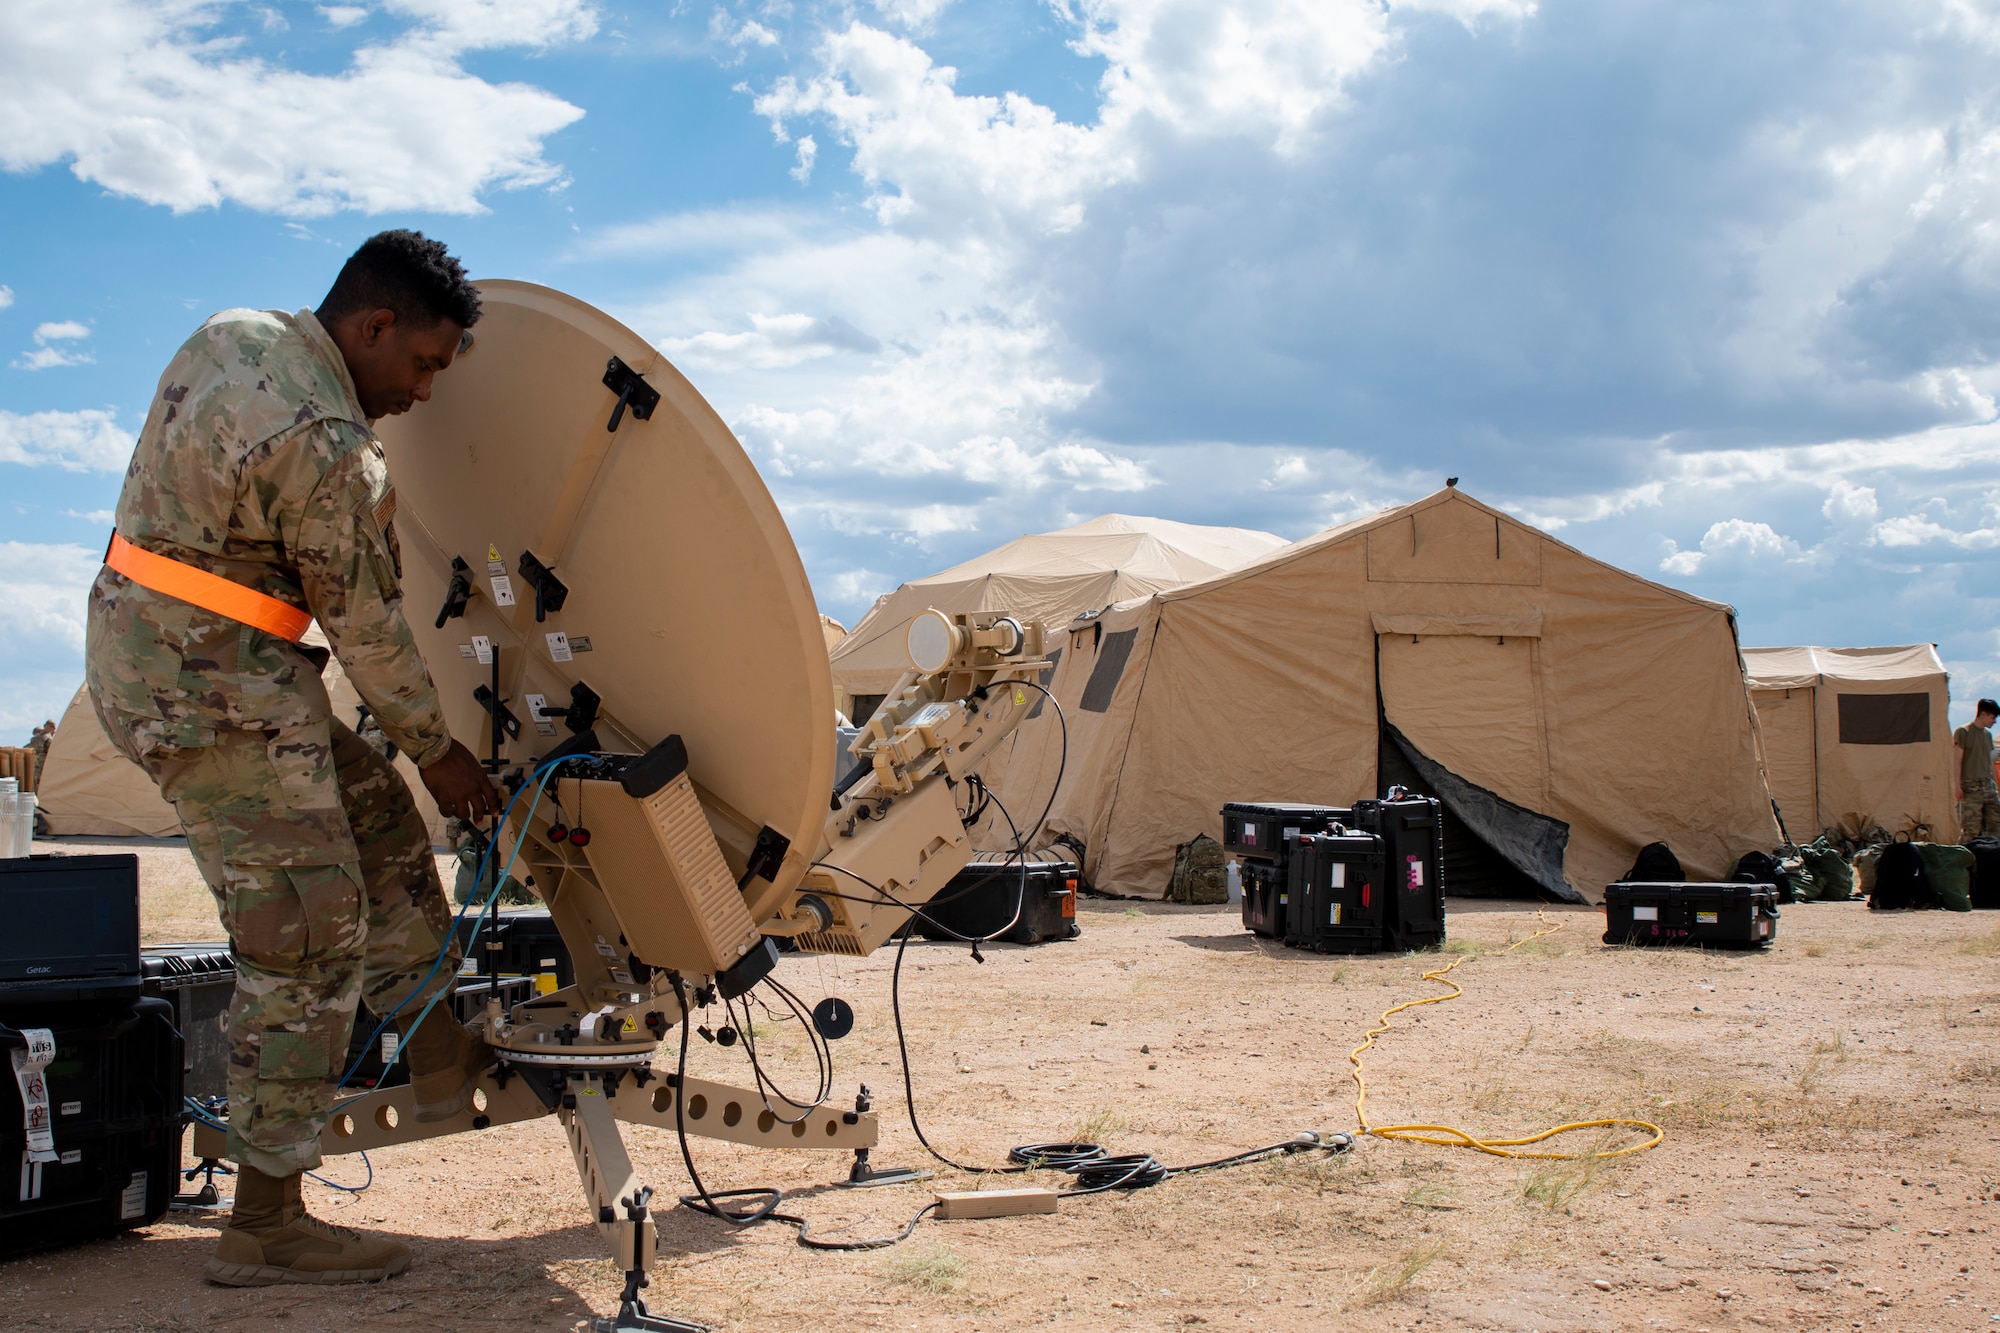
[829,514,1286,700]
[373,280,834,897]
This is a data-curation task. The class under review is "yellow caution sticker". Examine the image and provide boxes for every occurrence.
[622,1014,639,1034]
[1014,689,1026,705]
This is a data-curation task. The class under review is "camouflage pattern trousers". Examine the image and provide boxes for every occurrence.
[1961,784,2000,841]
[107,710,458,1176]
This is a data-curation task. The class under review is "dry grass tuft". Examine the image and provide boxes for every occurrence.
[1517,1127,1629,1211]
[1070,1104,1128,1143]
[1798,1031,1850,1098]
[1350,1237,1449,1307]
[1961,926,2000,957]
[1401,1180,1458,1211]
[880,1242,968,1295]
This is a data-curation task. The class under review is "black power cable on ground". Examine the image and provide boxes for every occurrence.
[669,677,1344,1246]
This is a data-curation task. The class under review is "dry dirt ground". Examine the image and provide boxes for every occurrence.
[9,836,2000,1332]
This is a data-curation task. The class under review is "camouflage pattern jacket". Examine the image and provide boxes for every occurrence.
[85,308,451,768]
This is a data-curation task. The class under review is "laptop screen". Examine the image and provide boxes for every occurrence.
[0,854,141,990]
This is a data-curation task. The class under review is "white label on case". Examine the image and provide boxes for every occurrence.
[524,693,556,736]
[471,636,492,665]
[60,1149,81,1165]
[458,643,476,659]
[59,1101,79,1116]
[1330,863,1346,887]
[1696,911,1719,924]
[10,1027,58,1163]
[1330,903,1342,925]
[490,575,516,607]
[1632,905,1659,921]
[119,1172,147,1219]
[568,635,593,653]
[545,631,573,663]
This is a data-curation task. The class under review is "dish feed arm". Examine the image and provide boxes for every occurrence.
[768,611,1051,957]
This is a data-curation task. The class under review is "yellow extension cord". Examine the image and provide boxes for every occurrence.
[1348,912,1665,1160]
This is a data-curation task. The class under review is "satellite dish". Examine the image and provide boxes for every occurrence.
[374,280,834,898]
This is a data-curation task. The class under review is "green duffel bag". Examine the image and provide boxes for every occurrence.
[1798,837,1854,902]
[1915,842,1975,911]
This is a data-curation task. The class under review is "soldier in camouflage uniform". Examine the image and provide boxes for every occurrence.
[85,231,503,1287]
[27,720,53,783]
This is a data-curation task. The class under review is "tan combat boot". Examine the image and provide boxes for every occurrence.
[206,1166,411,1286]
[397,1003,494,1122]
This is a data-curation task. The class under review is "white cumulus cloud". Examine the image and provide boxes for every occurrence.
[1659,519,1802,576]
[0,0,593,216]
[0,286,14,310]
[13,321,94,371]
[0,542,100,652]
[0,408,134,471]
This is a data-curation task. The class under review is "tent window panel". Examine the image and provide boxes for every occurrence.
[1079,630,1138,714]
[1025,648,1062,719]
[1836,692,1930,745]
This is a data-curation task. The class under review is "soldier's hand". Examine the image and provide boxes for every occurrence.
[420,740,503,822]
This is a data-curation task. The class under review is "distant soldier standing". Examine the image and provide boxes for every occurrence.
[27,718,53,781]
[85,231,503,1286]
[1955,698,2000,841]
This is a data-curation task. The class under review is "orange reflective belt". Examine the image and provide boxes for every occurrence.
[103,532,312,644]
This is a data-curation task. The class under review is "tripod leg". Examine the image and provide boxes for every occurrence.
[562,1076,704,1333]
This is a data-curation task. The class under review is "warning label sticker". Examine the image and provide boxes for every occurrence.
[119,1172,146,1219]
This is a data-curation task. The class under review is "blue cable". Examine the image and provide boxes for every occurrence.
[331,757,565,1099]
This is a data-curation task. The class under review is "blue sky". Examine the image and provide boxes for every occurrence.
[4,0,2000,740]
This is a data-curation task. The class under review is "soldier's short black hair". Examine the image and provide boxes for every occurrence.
[1979,698,2000,718]
[320,230,481,330]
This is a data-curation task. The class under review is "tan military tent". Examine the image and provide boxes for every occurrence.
[35,685,182,837]
[830,514,1285,719]
[819,614,848,653]
[979,488,1779,902]
[1741,645,1954,843]
[37,629,447,843]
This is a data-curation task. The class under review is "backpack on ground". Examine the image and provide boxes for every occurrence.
[1621,841,1683,882]
[1869,840,1932,911]
[1166,834,1228,904]
[1967,836,2000,910]
[1731,850,1793,904]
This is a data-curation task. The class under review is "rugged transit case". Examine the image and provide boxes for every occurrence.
[1222,802,1352,865]
[1602,881,1778,948]
[917,851,1080,945]
[1287,830,1391,953]
[453,907,575,991]
[140,946,234,1104]
[1240,859,1289,939]
[0,996,183,1256]
[341,975,538,1091]
[1350,796,1447,951]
